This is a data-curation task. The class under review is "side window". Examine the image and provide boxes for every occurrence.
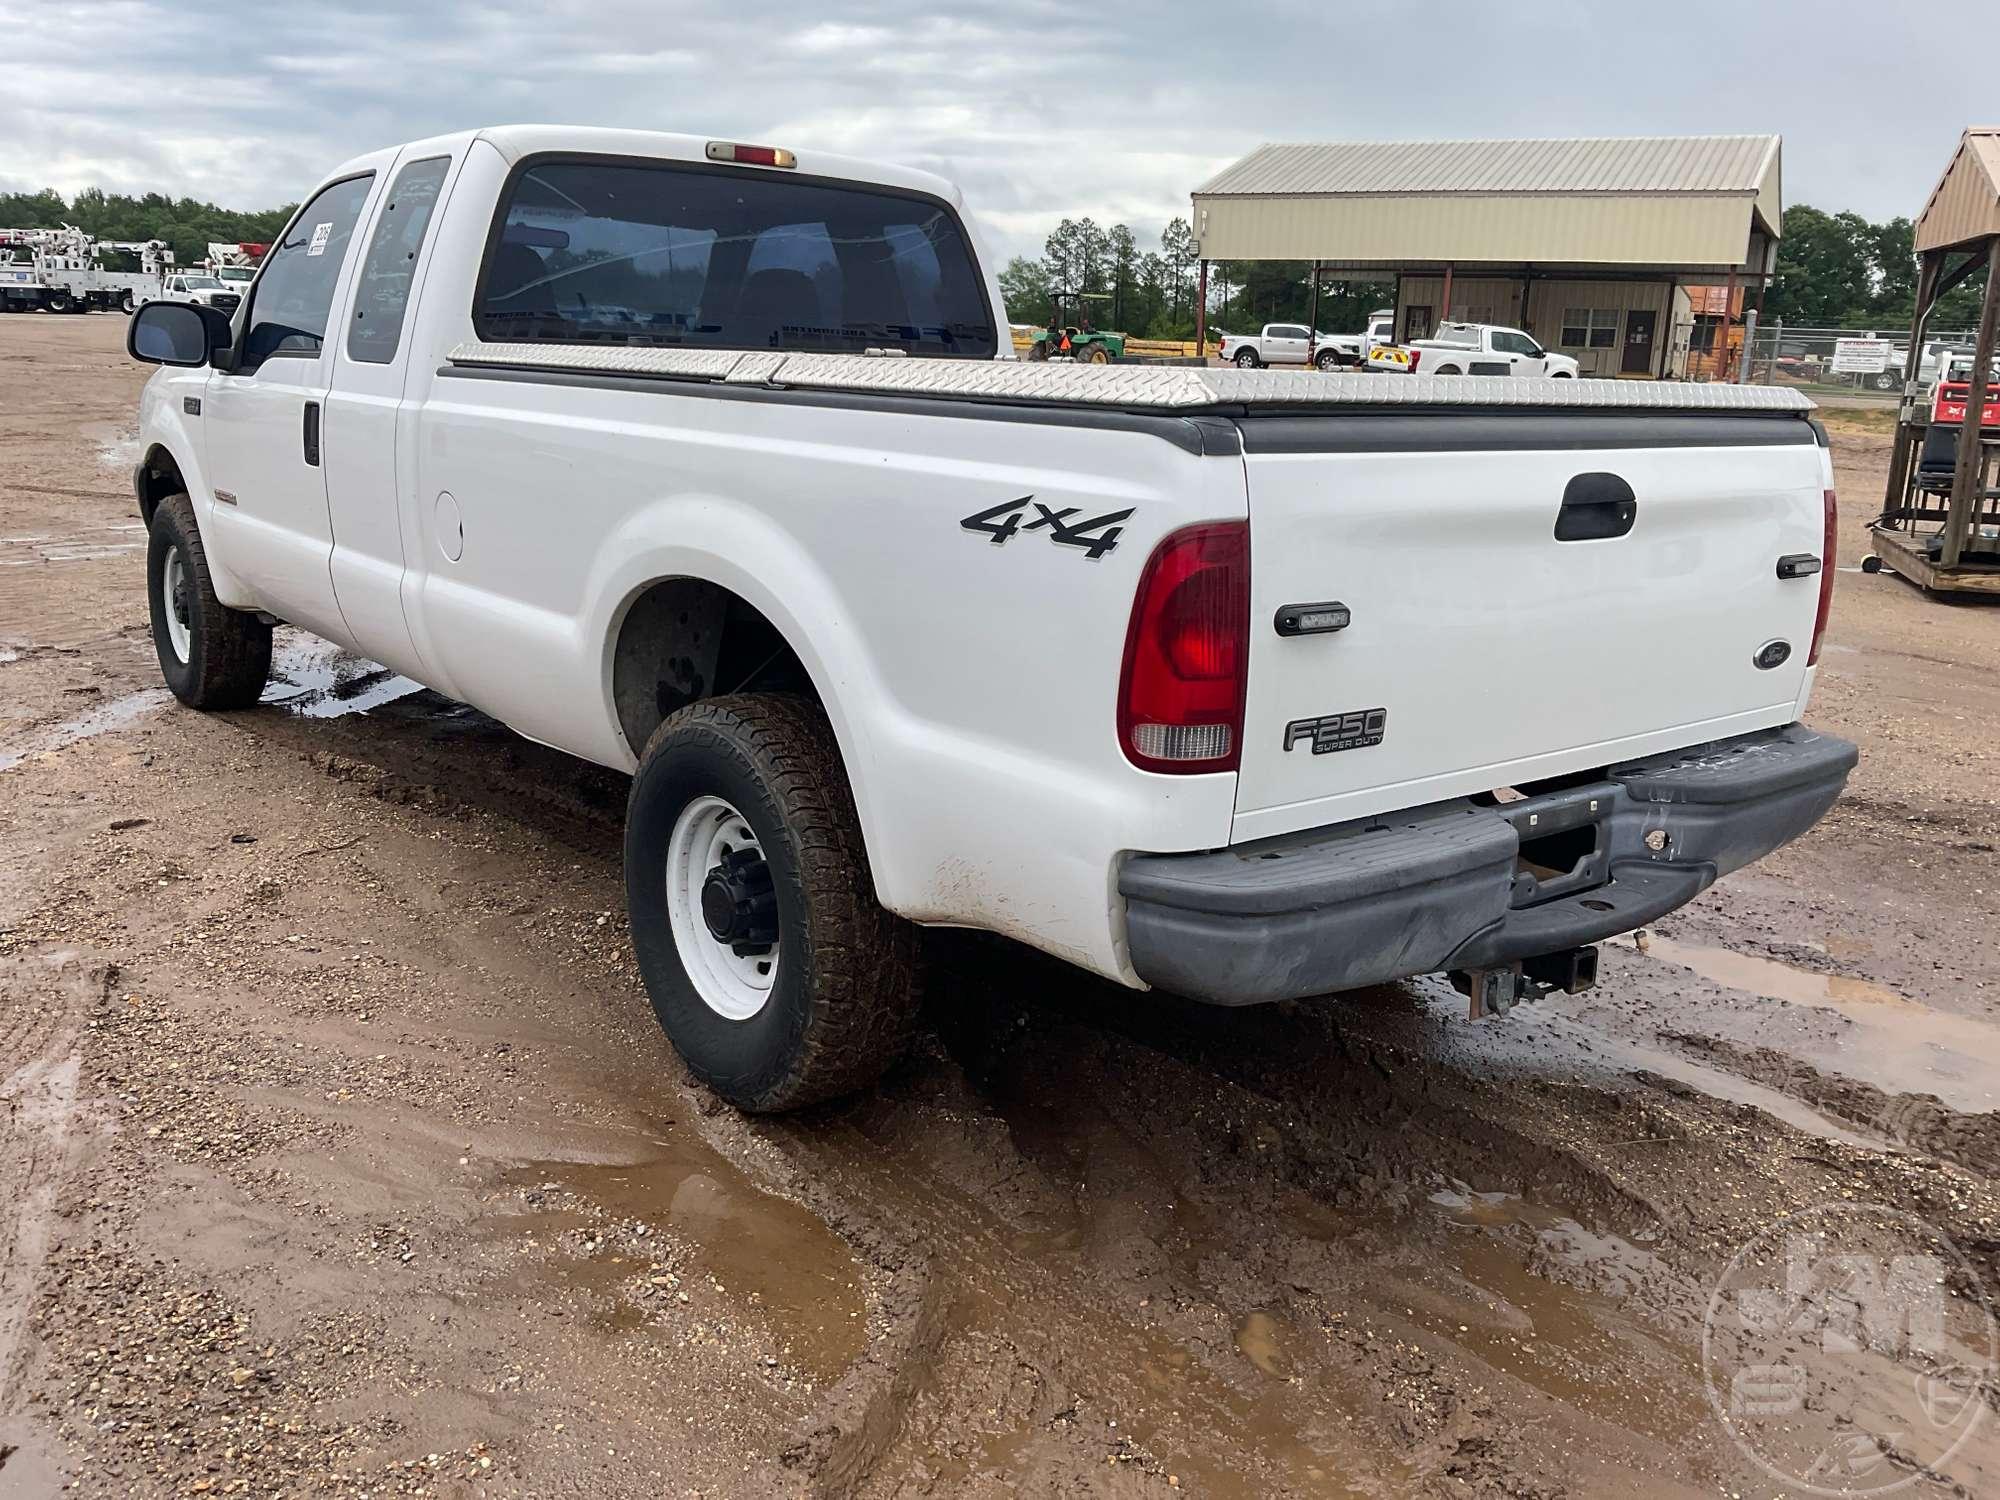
[239,174,374,371]
[347,156,451,365]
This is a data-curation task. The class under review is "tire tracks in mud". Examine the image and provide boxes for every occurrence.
[0,953,111,1422]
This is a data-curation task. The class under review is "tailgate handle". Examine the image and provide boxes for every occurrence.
[1554,472,1636,542]
[1776,553,1823,579]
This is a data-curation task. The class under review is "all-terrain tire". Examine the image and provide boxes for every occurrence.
[625,694,922,1112]
[146,492,272,708]
[1080,342,1112,364]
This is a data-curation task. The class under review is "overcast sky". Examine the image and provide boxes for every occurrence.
[2,0,1986,262]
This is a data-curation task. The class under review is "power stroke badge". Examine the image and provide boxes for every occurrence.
[1284,708,1387,755]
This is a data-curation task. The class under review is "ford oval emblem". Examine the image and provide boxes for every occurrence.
[1754,639,1792,671]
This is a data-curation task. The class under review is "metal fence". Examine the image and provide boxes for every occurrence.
[1673,321,1984,398]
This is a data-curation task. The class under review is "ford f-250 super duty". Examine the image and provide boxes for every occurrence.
[126,126,1855,1112]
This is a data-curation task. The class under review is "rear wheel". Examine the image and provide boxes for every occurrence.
[45,291,71,314]
[625,695,921,1112]
[1434,364,1462,375]
[1234,348,1261,368]
[1023,339,1048,362]
[146,492,272,708]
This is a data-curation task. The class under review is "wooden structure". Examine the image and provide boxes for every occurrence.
[1875,128,2000,595]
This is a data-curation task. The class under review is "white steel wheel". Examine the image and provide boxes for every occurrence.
[665,794,780,1020]
[160,544,192,663]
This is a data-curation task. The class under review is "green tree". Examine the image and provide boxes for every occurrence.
[997,255,1053,326]
[1159,217,1196,330]
[1106,223,1138,330]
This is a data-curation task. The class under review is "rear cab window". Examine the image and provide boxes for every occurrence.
[473,156,996,357]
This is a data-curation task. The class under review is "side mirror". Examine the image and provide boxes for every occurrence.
[128,300,231,367]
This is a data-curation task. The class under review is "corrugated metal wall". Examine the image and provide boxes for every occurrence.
[1192,192,1755,266]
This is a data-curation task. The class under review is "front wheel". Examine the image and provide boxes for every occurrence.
[625,695,922,1112]
[1080,342,1112,365]
[146,493,272,708]
[120,291,137,315]
[1550,370,1574,379]
[1870,370,1900,392]
[1313,349,1340,371]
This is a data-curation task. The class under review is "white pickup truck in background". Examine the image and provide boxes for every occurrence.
[1218,309,1394,370]
[126,124,1854,1112]
[1392,321,1581,377]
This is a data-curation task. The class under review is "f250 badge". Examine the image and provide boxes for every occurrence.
[1285,708,1387,755]
[961,495,1133,561]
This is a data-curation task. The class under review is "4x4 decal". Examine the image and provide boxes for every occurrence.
[961,495,1133,561]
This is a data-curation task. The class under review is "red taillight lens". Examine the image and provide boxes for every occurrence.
[1809,488,1836,665]
[1118,522,1250,773]
[704,141,796,168]
[1408,348,1422,373]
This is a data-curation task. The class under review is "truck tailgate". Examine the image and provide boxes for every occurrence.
[1232,413,1829,841]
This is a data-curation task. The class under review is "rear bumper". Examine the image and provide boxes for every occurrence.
[1119,724,1857,1006]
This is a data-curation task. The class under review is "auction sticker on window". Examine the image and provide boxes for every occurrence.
[1703,1202,1997,1494]
[307,222,332,257]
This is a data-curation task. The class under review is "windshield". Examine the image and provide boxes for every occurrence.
[182,275,223,289]
[217,267,254,282]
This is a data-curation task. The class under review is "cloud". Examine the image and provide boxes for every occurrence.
[0,0,1985,262]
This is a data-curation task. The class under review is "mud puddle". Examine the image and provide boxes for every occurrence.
[266,633,424,719]
[487,1127,867,1386]
[0,687,170,772]
[1420,1186,1702,1441]
[1628,934,2000,1111]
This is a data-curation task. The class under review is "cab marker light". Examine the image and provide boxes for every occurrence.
[705,142,797,168]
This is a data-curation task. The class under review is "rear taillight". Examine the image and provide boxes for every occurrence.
[1408,348,1422,373]
[1809,488,1836,665]
[1118,522,1250,773]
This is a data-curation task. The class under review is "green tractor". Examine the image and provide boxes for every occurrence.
[1023,292,1124,364]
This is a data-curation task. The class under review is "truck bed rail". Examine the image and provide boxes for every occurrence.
[447,342,1815,415]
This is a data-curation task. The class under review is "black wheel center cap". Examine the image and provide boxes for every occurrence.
[700,847,777,954]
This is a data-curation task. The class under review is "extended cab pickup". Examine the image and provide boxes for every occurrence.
[126,125,1855,1112]
[1393,321,1581,378]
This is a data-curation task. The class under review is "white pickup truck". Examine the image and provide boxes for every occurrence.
[1218,310,1394,371]
[126,125,1854,1111]
[1395,322,1581,378]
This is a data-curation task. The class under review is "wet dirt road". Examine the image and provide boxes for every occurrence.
[4,313,2000,1498]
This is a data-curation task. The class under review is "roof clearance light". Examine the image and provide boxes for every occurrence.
[705,142,797,168]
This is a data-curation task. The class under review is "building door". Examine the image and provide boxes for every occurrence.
[1622,309,1657,375]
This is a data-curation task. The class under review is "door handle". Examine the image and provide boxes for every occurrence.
[302,401,321,467]
[1555,472,1638,541]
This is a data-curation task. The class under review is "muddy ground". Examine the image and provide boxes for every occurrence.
[3,313,2000,1499]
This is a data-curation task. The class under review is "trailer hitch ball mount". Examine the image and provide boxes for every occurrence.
[1452,945,1599,1020]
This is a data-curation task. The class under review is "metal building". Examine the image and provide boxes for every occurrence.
[1191,135,1782,378]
